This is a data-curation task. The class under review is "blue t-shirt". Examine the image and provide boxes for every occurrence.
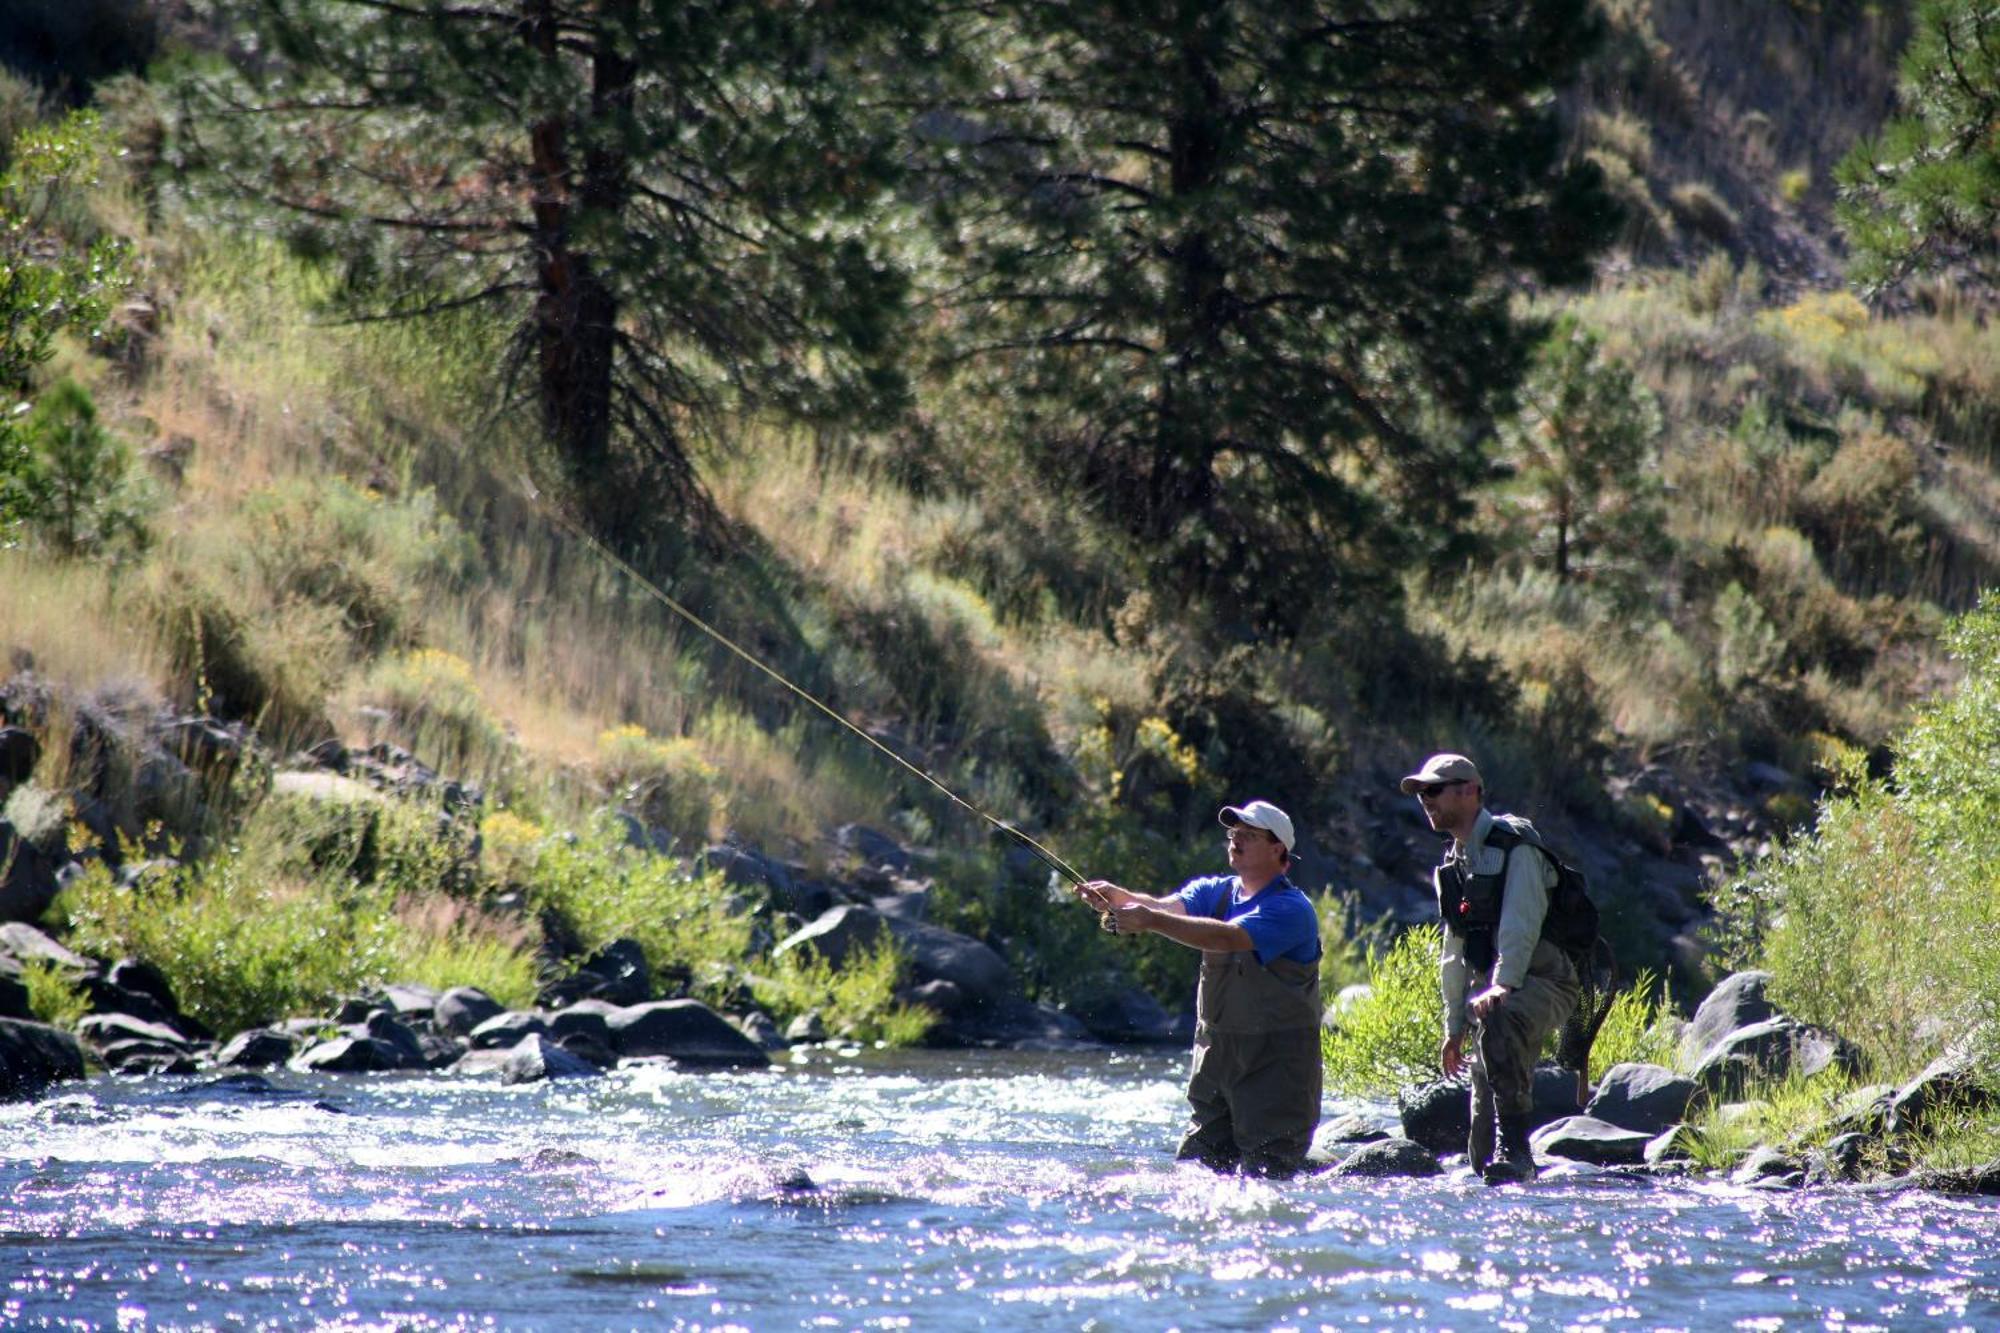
[1177,874,1322,966]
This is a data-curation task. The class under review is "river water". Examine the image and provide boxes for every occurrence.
[4,1047,1998,1330]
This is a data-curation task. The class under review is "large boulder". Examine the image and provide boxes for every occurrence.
[1678,970,1776,1067]
[1586,1063,1699,1135]
[1399,1081,1470,1155]
[469,1010,549,1050]
[1060,979,1177,1044]
[291,1034,410,1074]
[1689,1017,1862,1094]
[542,938,650,1008]
[0,1017,87,1100]
[1533,1115,1653,1166]
[76,1012,201,1056]
[943,997,1098,1051]
[775,904,1014,1012]
[608,999,770,1068]
[0,921,97,980]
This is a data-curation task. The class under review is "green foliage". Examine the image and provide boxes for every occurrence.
[1320,925,1445,1099]
[1582,969,1681,1082]
[929,0,1616,637]
[1677,1067,1860,1172]
[1490,316,1666,595]
[6,379,150,558]
[1708,593,2000,1076]
[361,649,513,779]
[58,832,536,1034]
[521,813,753,1006]
[19,956,89,1028]
[1836,0,2000,292]
[752,938,936,1047]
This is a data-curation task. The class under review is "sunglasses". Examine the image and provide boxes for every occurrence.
[1415,780,1466,799]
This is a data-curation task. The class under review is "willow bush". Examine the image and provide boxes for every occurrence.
[1709,592,2000,1077]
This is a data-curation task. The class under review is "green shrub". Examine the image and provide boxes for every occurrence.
[752,937,936,1046]
[523,813,753,1003]
[1583,968,1681,1081]
[1678,1067,1860,1172]
[1320,925,1444,1099]
[1708,593,2000,1077]
[1666,181,1738,246]
[20,956,89,1028]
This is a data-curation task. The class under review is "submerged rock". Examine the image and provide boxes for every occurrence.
[1330,1137,1441,1178]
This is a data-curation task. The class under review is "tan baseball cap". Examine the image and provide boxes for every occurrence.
[1399,753,1482,794]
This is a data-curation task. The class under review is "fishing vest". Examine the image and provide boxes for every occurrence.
[1437,819,1597,975]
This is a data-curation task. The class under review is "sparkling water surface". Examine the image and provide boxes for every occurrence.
[4,1048,1998,1330]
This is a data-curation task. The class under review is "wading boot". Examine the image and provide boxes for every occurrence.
[1481,1114,1538,1187]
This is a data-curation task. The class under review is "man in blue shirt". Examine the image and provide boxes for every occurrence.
[1076,800,1323,1176]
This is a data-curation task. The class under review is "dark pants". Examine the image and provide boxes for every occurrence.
[1177,1024,1322,1178]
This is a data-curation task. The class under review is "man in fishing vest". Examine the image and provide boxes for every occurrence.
[1075,800,1322,1177]
[1402,753,1580,1186]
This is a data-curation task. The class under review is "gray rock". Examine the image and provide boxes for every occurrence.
[1323,983,1372,1029]
[1330,1137,1442,1178]
[1643,1124,1701,1166]
[542,937,651,1008]
[1533,1063,1591,1126]
[1679,970,1775,1067]
[501,1034,603,1085]
[376,983,441,1021]
[469,1010,549,1050]
[360,1012,431,1069]
[944,996,1098,1051]
[608,999,770,1068]
[0,1017,86,1100]
[548,1006,615,1049]
[1690,1017,1861,1094]
[291,1035,405,1074]
[555,1032,620,1068]
[77,1012,199,1053]
[214,1029,295,1069]
[902,979,965,1018]
[0,921,96,977]
[1887,1048,1995,1137]
[1532,1115,1653,1166]
[1806,1132,1872,1185]
[775,904,1013,1010]
[1731,1145,1802,1187]
[1061,980,1176,1044]
[1399,1081,1470,1154]
[785,1011,827,1043]
[434,986,505,1036]
[0,967,28,1020]
[730,1011,787,1051]
[1586,1063,1699,1135]
[98,1039,199,1074]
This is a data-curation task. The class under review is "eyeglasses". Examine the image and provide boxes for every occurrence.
[1415,780,1466,799]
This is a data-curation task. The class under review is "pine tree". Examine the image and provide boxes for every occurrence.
[1836,0,2000,294]
[925,0,1616,636]
[173,0,919,540]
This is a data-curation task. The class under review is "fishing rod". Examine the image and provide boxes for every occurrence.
[519,476,1091,892]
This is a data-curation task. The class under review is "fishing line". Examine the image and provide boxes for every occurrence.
[520,477,1089,889]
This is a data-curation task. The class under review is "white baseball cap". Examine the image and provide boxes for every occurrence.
[1218,800,1295,852]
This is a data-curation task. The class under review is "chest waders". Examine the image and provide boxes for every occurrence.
[1178,939,1322,1177]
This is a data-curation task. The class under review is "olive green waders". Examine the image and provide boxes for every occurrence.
[1466,938,1579,1177]
[1177,949,1322,1178]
